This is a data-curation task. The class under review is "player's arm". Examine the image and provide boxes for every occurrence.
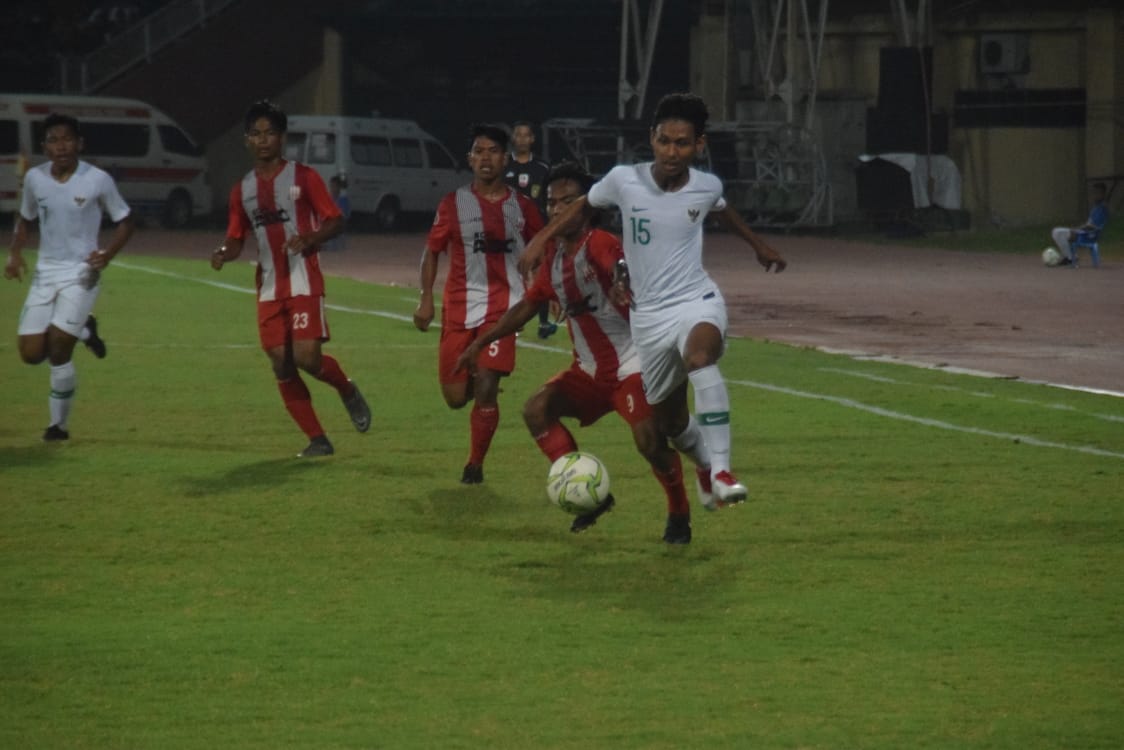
[414,248,440,332]
[211,237,245,271]
[4,215,32,282]
[285,215,342,255]
[713,204,787,273]
[453,299,541,374]
[87,213,135,271]
[285,169,344,254]
[518,195,589,275]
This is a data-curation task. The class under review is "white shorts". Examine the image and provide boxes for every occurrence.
[18,270,101,338]
[631,290,728,405]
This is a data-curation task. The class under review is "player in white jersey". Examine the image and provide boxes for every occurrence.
[520,93,785,530]
[4,113,134,442]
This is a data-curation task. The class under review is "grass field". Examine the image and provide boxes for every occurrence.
[2,254,1123,749]
[848,221,1120,261]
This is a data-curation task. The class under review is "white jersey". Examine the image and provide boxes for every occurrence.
[20,161,131,282]
[588,163,725,311]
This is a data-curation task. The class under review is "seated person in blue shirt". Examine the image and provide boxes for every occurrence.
[1051,182,1108,265]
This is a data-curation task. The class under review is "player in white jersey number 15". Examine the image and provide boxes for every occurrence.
[520,93,786,537]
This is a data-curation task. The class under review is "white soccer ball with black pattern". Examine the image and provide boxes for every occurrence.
[1042,246,1063,267]
[546,452,611,514]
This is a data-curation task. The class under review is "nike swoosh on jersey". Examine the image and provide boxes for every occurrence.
[631,206,649,212]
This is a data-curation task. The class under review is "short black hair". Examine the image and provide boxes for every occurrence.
[468,123,509,152]
[651,92,709,137]
[42,112,81,139]
[546,161,594,195]
[1092,181,1107,194]
[512,120,535,132]
[244,99,287,134]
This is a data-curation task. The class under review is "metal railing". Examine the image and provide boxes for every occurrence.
[59,0,239,94]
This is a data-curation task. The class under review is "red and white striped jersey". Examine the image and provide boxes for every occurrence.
[226,160,341,302]
[525,228,640,383]
[426,185,543,330]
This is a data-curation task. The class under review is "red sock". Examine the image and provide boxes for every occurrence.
[652,451,690,515]
[277,375,324,439]
[532,423,578,463]
[313,355,352,395]
[468,404,500,465]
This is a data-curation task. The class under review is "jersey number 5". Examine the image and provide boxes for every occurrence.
[629,217,651,245]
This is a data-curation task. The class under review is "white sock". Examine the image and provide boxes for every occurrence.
[78,326,90,342]
[689,365,731,475]
[669,415,711,470]
[49,361,77,429]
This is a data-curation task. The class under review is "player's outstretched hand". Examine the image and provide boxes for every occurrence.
[756,244,787,273]
[4,254,26,282]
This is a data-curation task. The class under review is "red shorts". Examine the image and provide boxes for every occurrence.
[257,296,329,350]
[439,326,517,384]
[547,365,650,427]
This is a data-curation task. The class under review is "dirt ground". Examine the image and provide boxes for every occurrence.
[129,229,1123,395]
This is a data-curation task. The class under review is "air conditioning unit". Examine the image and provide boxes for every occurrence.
[979,33,1029,75]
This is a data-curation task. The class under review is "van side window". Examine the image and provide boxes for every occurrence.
[352,136,391,166]
[285,133,307,163]
[308,133,336,164]
[0,120,18,154]
[425,140,456,170]
[158,125,202,157]
[392,138,423,168]
[72,123,150,157]
[284,132,306,162]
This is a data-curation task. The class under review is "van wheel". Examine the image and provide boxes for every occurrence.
[374,196,400,231]
[162,190,193,228]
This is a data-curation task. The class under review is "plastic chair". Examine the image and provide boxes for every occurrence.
[1070,229,1101,268]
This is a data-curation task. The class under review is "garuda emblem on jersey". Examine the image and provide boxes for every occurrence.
[74,196,87,206]
[687,208,700,223]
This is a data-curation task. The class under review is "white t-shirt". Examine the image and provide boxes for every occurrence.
[20,161,131,277]
[587,163,726,311]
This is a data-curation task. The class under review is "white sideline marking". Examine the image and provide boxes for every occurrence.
[820,367,1124,423]
[731,379,1124,460]
[114,261,1122,459]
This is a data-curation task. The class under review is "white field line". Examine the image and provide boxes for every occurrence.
[115,261,1123,460]
[732,379,1124,460]
[819,367,1124,423]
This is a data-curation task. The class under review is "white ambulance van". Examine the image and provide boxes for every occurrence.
[283,116,465,230]
[0,93,212,227]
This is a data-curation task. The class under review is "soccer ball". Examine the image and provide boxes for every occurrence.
[1042,246,1064,267]
[546,452,611,514]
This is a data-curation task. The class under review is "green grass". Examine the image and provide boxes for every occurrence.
[2,254,1123,749]
[834,222,1119,260]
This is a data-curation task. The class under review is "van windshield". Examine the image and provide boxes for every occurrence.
[158,125,202,157]
[0,120,17,155]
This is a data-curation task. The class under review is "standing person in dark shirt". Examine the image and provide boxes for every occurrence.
[504,120,557,339]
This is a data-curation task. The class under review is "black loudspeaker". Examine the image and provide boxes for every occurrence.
[878,46,933,112]
[866,109,949,154]
[855,159,914,215]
